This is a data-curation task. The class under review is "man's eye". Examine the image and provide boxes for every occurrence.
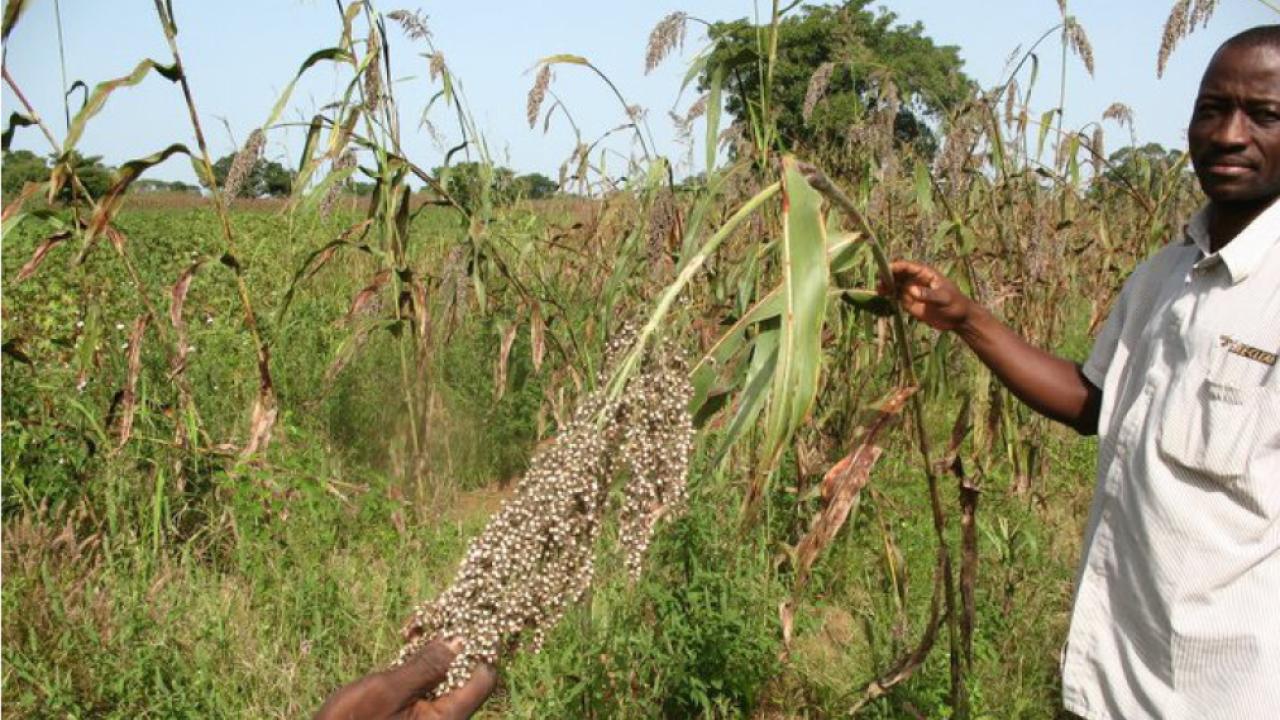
[1250,108,1280,124]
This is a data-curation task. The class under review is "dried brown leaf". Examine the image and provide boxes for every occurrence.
[344,268,392,324]
[530,302,546,372]
[241,352,277,458]
[15,230,71,282]
[494,322,518,400]
[115,314,150,448]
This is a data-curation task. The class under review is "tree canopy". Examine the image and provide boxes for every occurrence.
[703,1,973,160]
[2,150,114,199]
[432,163,558,211]
[1099,143,1188,194]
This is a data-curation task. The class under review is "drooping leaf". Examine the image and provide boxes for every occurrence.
[264,48,356,128]
[278,219,373,321]
[114,314,151,449]
[713,324,779,468]
[1,110,35,151]
[84,144,193,249]
[168,260,202,379]
[530,301,546,372]
[344,268,392,324]
[690,230,862,418]
[241,352,277,458]
[15,230,72,282]
[494,322,519,400]
[1,180,50,235]
[2,0,31,44]
[1035,108,1057,162]
[64,60,182,153]
[793,385,917,590]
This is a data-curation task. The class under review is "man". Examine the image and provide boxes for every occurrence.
[884,25,1279,719]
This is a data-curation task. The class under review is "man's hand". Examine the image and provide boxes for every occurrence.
[879,258,1102,436]
[879,260,974,332]
[314,639,496,720]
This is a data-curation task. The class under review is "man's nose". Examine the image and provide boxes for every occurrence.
[1210,109,1249,147]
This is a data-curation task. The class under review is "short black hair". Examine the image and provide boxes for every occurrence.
[1219,24,1280,54]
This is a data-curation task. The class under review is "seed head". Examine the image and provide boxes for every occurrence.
[1102,102,1133,129]
[1158,0,1191,78]
[685,93,709,124]
[223,128,264,199]
[395,328,694,695]
[527,65,552,129]
[1004,78,1019,128]
[429,52,447,82]
[645,12,687,74]
[320,150,356,217]
[364,28,383,112]
[1065,18,1094,77]
[386,9,431,42]
[803,62,836,123]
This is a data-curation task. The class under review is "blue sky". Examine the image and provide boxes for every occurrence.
[2,1,1275,184]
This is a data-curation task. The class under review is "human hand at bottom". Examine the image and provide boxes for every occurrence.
[313,639,496,720]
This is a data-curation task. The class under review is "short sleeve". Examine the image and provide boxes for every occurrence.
[1082,282,1129,390]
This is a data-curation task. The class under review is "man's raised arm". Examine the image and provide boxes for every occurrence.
[882,260,1102,436]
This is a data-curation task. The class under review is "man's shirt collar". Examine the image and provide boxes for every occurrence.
[1183,197,1280,284]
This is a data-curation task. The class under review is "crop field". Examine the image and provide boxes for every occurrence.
[0,1,1235,718]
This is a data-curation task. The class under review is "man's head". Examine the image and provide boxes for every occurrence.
[1188,25,1280,207]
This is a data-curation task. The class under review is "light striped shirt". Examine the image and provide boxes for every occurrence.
[1063,198,1280,719]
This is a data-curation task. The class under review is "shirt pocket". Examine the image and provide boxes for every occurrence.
[1157,376,1264,482]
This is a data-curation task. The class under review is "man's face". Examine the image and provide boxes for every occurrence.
[1188,43,1280,205]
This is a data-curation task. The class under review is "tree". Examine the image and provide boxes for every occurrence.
[512,172,558,200]
[1098,143,1188,194]
[433,162,517,211]
[2,149,48,197]
[67,153,114,198]
[260,160,293,197]
[210,154,294,198]
[702,1,972,161]
[1,150,113,200]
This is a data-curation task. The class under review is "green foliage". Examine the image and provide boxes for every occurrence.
[1,148,48,196]
[1,2,1210,717]
[1097,142,1191,195]
[1,149,114,198]
[503,474,784,717]
[512,172,558,200]
[703,0,972,159]
[432,163,559,211]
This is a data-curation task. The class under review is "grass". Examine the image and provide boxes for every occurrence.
[2,199,1101,717]
[0,0,1221,716]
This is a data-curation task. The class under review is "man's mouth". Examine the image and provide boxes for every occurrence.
[1202,159,1256,177]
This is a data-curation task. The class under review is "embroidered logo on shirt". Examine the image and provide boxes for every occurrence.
[1220,335,1278,366]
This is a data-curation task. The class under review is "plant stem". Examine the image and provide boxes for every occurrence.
[802,163,968,718]
[152,0,275,457]
[604,181,780,406]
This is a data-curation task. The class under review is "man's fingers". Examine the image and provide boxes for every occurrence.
[396,640,459,695]
[889,260,935,286]
[427,664,498,719]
